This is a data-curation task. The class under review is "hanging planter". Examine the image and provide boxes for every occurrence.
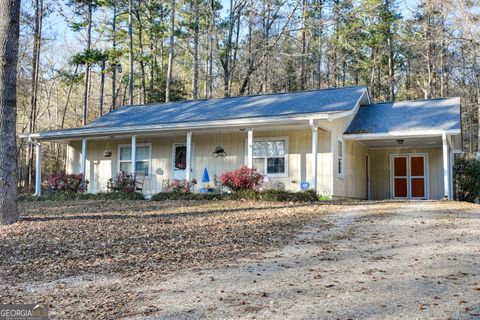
[103,137,113,157]
[212,145,226,158]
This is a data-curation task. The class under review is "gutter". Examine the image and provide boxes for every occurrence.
[343,129,462,140]
[20,112,350,141]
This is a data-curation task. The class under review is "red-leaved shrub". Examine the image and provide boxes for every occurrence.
[48,171,88,193]
[220,166,264,191]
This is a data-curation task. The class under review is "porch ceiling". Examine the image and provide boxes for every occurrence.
[358,136,442,149]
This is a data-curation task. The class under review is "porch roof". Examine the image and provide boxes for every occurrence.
[344,97,461,137]
[22,86,369,141]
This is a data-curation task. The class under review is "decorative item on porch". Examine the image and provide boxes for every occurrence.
[212,145,226,158]
[103,137,113,157]
[200,168,216,193]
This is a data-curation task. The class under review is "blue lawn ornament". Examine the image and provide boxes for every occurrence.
[202,168,210,183]
[300,182,310,191]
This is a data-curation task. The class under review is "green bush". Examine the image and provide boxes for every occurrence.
[151,192,224,201]
[152,189,320,202]
[228,189,260,200]
[17,192,145,202]
[259,189,319,202]
[454,157,480,202]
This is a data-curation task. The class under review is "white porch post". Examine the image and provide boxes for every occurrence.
[311,125,318,192]
[81,138,87,177]
[81,138,88,192]
[131,135,137,174]
[450,149,454,200]
[34,142,42,196]
[186,131,192,180]
[247,129,253,168]
[442,133,450,199]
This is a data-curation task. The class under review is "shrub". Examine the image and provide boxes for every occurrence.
[454,157,480,202]
[151,192,223,201]
[47,171,88,194]
[220,166,264,191]
[163,179,197,193]
[260,189,318,202]
[107,171,135,193]
[227,189,260,200]
[17,192,145,202]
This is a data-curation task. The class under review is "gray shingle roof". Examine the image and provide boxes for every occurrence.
[345,98,461,135]
[86,86,367,128]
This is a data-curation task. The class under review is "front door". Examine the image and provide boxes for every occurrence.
[392,155,427,199]
[173,144,194,180]
[173,144,187,180]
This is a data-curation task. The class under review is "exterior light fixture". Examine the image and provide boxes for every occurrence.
[397,139,404,145]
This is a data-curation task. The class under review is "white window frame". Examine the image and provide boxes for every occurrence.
[118,143,152,177]
[337,137,345,178]
[245,137,289,178]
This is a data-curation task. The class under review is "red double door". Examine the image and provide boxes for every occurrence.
[392,155,427,199]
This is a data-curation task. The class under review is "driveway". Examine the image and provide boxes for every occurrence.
[127,201,480,320]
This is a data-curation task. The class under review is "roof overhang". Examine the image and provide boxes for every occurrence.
[21,112,342,142]
[344,129,462,151]
[343,129,461,140]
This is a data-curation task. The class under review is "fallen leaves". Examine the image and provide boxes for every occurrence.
[0,199,332,318]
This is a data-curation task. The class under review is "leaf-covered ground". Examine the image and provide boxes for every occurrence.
[0,200,334,318]
[1,200,479,319]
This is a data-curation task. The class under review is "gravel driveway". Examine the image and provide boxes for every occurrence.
[127,201,480,320]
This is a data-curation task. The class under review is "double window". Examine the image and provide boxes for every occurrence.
[251,138,287,176]
[119,144,151,175]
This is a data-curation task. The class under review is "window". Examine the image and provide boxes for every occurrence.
[119,144,151,175]
[337,139,344,177]
[251,139,287,176]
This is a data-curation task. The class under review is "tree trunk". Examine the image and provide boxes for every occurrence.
[165,0,175,102]
[299,0,307,90]
[135,3,147,104]
[0,0,20,224]
[332,0,339,87]
[111,1,117,111]
[82,2,93,125]
[262,0,271,94]
[316,0,323,88]
[61,65,79,129]
[192,0,199,99]
[128,0,134,105]
[208,0,214,98]
[99,60,106,115]
[26,0,44,192]
[385,0,395,101]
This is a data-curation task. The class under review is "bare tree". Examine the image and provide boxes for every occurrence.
[26,0,44,192]
[165,0,175,102]
[192,0,200,99]
[128,0,134,105]
[0,0,20,224]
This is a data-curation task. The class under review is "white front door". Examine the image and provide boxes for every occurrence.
[172,144,193,180]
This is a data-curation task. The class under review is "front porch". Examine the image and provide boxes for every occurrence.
[33,125,333,197]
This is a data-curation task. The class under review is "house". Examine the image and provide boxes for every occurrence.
[22,86,462,200]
